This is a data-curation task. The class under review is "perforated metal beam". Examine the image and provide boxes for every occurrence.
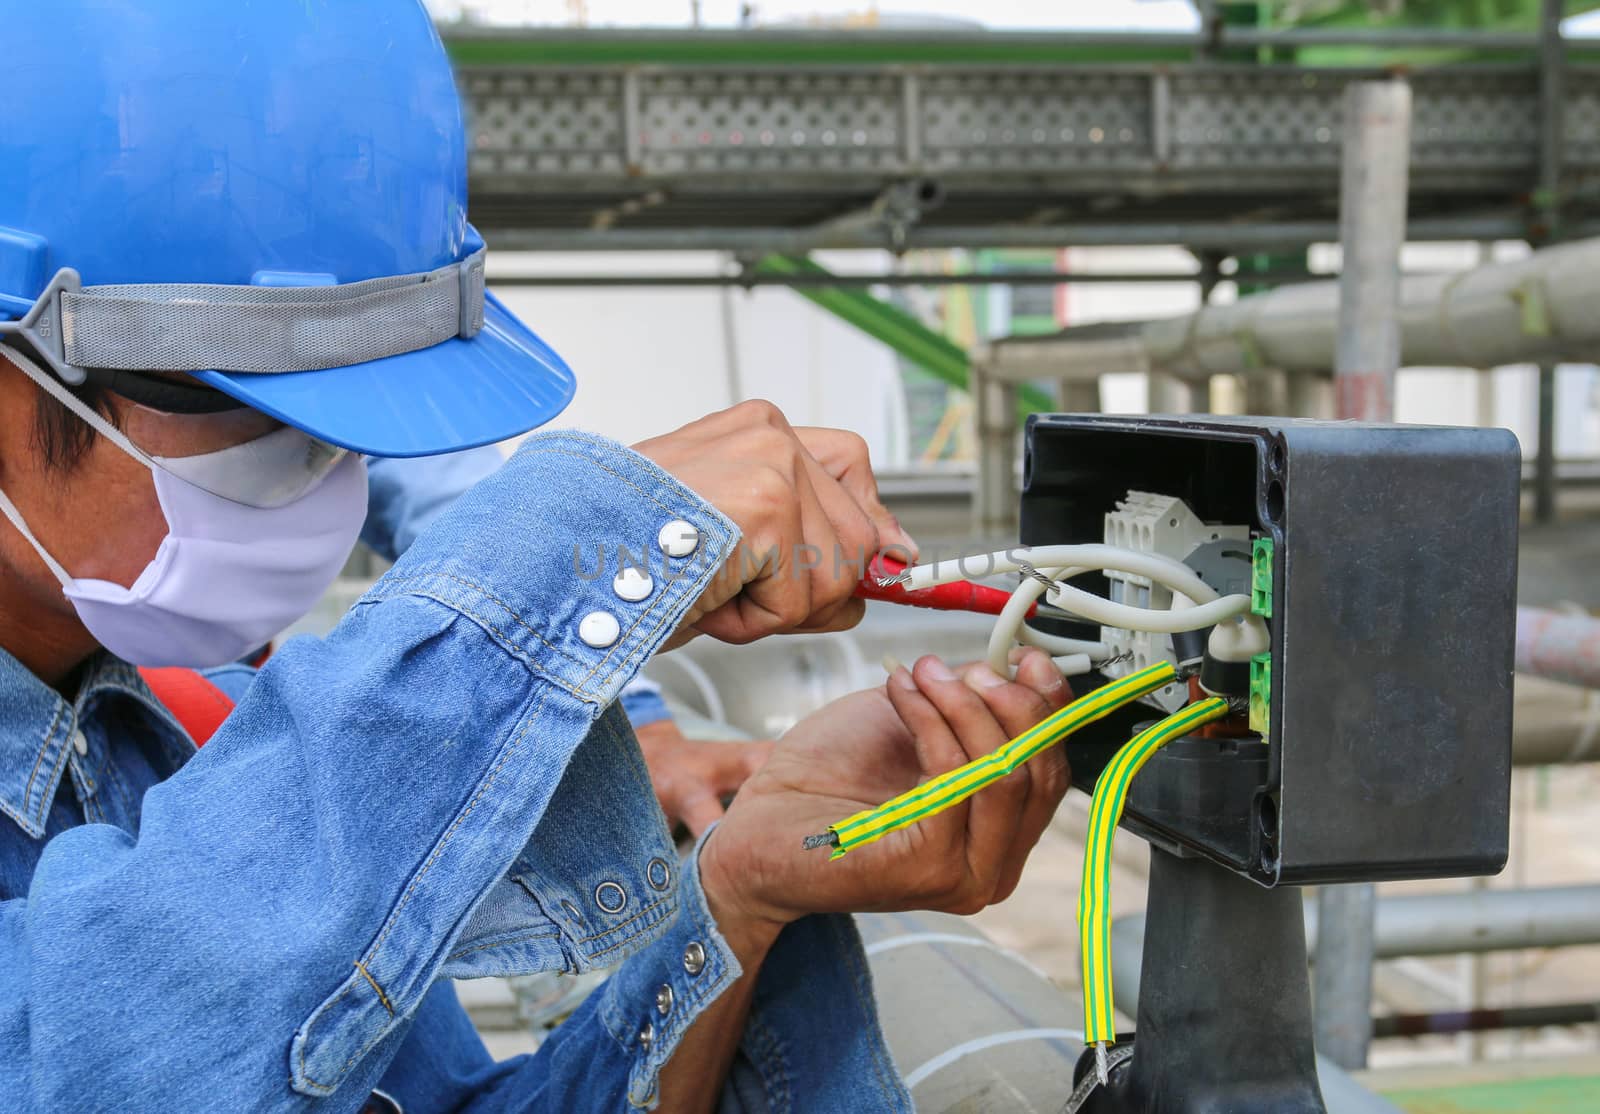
[461,62,1600,250]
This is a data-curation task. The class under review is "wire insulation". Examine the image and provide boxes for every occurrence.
[904,545,1222,604]
[818,661,1180,858]
[1078,697,1231,1048]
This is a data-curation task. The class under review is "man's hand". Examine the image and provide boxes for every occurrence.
[634,401,916,648]
[698,648,1071,947]
[634,719,774,837]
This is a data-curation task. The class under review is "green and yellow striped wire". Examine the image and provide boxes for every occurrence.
[821,661,1179,859]
[1078,696,1231,1048]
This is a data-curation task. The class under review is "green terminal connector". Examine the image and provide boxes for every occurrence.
[1250,653,1272,738]
[1251,536,1274,617]
[1250,538,1274,737]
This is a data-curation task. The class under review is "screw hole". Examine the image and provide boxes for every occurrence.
[1258,794,1279,844]
[1266,480,1286,525]
[1271,442,1286,473]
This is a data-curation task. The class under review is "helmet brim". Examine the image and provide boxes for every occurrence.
[194,292,576,458]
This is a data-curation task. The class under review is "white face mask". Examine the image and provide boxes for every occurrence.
[0,346,367,668]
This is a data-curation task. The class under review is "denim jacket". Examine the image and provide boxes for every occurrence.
[0,431,913,1113]
[363,452,674,731]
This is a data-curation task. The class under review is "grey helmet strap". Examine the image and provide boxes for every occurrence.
[0,267,82,382]
[0,247,487,384]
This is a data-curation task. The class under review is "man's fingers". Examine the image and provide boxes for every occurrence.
[909,657,1028,909]
[675,789,727,838]
[955,656,1060,740]
[714,740,775,793]
[884,664,968,781]
[796,426,917,559]
[979,650,1071,902]
[1013,648,1072,711]
[693,466,812,643]
[993,741,1071,902]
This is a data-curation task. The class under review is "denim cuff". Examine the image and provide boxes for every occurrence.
[362,430,740,709]
[596,832,741,1109]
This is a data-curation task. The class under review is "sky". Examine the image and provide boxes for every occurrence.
[424,0,1204,30]
[423,0,1600,35]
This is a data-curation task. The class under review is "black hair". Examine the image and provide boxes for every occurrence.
[31,379,110,472]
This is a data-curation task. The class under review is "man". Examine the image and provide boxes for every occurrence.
[0,4,1071,1111]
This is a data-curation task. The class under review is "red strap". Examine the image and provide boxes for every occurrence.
[138,667,236,748]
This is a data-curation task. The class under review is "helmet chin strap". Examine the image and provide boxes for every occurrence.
[2,343,160,473]
[0,484,75,588]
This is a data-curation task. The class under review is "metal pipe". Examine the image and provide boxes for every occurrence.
[480,215,1590,255]
[1316,80,1410,1071]
[1538,0,1567,243]
[485,270,1259,289]
[1536,364,1559,522]
[441,25,1558,53]
[1533,2,1566,524]
[972,363,1019,537]
[1516,607,1600,690]
[1333,79,1409,421]
[1373,1002,1600,1039]
[1315,883,1379,1069]
[1321,885,1600,957]
[1116,885,1600,985]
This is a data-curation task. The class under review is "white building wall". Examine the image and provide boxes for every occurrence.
[489,251,908,464]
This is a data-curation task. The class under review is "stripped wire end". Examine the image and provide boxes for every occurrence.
[1095,1041,1110,1086]
[802,830,840,852]
[1015,561,1060,593]
[874,571,911,589]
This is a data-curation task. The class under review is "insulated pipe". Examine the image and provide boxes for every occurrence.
[1510,675,1600,765]
[1144,235,1600,377]
[986,234,1600,384]
[1516,606,1600,690]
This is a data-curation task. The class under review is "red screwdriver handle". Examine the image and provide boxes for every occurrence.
[855,553,1036,618]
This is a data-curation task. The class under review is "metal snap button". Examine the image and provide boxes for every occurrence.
[656,983,674,1016]
[683,941,706,977]
[646,857,672,891]
[594,880,628,914]
[638,1020,655,1050]
[613,567,654,603]
[71,730,88,757]
[560,899,583,922]
[578,611,621,649]
[657,520,700,558]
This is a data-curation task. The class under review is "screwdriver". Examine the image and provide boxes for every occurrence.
[853,553,1041,618]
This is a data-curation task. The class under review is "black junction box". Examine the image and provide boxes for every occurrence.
[1020,414,1521,887]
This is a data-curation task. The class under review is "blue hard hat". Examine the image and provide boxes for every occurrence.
[0,1,574,458]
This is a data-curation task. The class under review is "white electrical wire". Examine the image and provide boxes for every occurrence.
[1051,653,1095,677]
[1022,628,1111,660]
[988,569,1061,675]
[978,548,1250,675]
[903,544,1222,605]
[1045,580,1250,635]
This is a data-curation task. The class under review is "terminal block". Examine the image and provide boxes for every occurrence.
[1099,491,1249,712]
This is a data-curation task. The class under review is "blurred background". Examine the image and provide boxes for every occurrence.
[318,3,1600,1110]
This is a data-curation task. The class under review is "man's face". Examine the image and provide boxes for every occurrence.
[0,355,280,616]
